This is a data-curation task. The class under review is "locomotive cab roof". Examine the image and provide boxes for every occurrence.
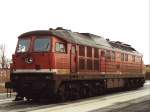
[18,28,141,56]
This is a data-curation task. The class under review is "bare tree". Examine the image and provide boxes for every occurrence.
[0,44,9,69]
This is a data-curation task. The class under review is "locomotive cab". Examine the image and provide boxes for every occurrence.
[15,36,51,69]
[10,35,57,100]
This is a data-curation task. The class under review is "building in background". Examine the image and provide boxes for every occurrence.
[0,69,10,92]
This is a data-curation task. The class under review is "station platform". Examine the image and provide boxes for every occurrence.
[92,95,150,112]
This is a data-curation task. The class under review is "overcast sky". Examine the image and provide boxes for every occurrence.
[0,0,149,64]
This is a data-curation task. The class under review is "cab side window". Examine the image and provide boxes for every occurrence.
[79,45,85,56]
[55,43,66,53]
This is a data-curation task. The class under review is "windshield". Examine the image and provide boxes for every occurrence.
[17,39,30,53]
[34,38,50,52]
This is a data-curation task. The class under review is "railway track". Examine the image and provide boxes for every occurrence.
[0,81,149,112]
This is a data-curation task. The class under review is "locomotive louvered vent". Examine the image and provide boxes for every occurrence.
[122,44,131,47]
[79,59,85,70]
[79,46,85,56]
[80,33,91,37]
[87,59,92,70]
[94,60,99,70]
[109,41,136,51]
[87,46,92,57]
[94,48,99,58]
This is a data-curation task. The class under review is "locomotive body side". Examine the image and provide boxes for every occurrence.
[7,28,145,101]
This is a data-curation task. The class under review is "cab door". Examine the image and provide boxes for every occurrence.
[70,45,77,73]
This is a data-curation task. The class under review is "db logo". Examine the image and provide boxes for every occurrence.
[25,57,33,64]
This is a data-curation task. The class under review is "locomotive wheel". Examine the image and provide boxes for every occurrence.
[137,79,142,87]
[83,83,92,98]
[89,83,96,97]
[57,83,81,101]
[134,79,138,88]
[130,80,134,89]
[69,87,80,100]
[57,84,67,102]
[92,83,99,96]
[125,79,130,89]
[79,84,87,98]
[78,82,89,98]
[96,81,105,95]
[98,84,105,95]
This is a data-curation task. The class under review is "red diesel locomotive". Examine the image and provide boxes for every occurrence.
[7,27,145,101]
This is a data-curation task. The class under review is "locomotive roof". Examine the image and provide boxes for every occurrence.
[19,29,111,49]
[18,28,141,55]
